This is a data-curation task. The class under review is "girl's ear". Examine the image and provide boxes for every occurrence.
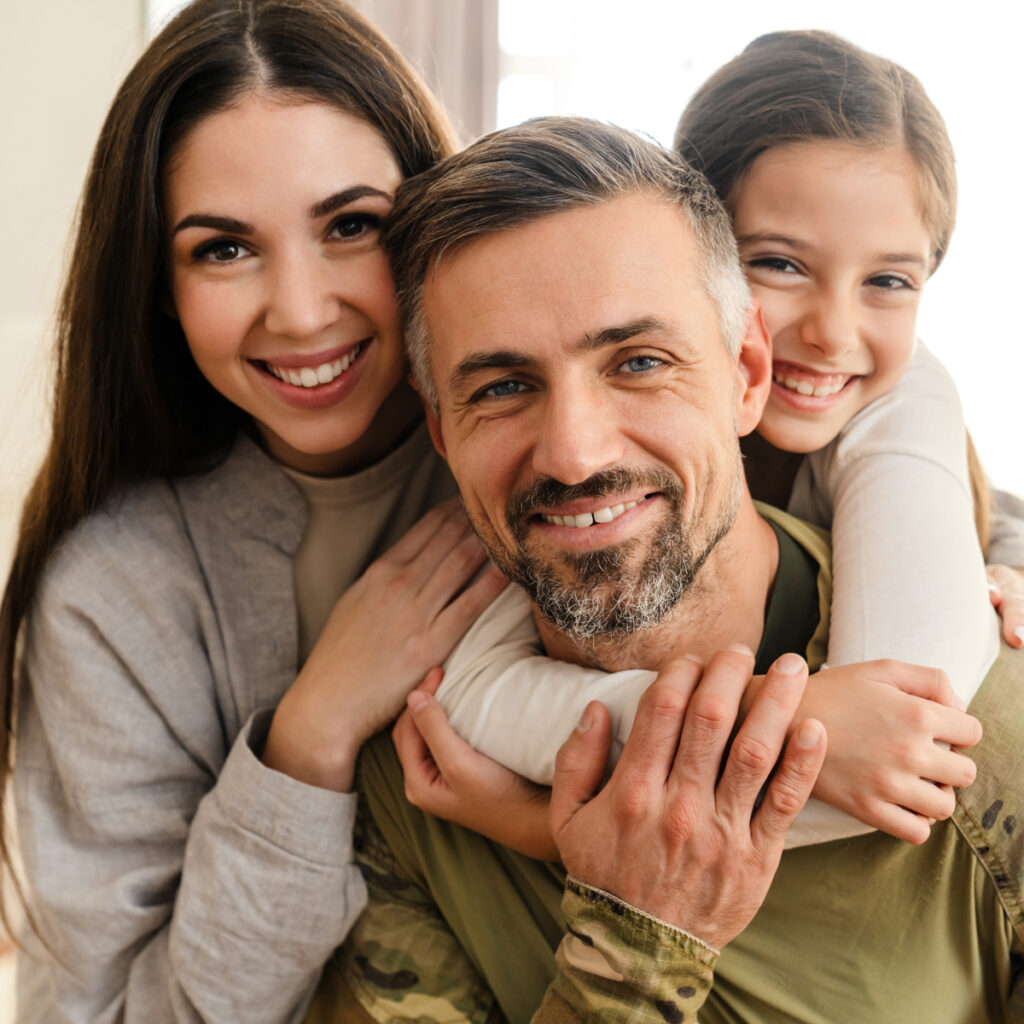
[735,300,772,437]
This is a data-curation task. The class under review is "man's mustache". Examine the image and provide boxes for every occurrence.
[506,468,684,541]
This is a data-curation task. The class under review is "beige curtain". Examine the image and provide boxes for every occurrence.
[352,0,500,143]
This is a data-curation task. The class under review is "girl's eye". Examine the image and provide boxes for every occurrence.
[330,213,381,240]
[620,355,664,374]
[194,239,251,264]
[866,273,915,291]
[748,255,800,274]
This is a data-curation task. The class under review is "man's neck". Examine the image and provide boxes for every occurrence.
[537,492,779,671]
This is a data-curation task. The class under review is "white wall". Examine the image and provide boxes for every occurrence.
[0,0,143,573]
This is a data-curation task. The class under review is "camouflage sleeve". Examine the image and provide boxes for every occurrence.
[322,801,502,1024]
[546,877,718,1023]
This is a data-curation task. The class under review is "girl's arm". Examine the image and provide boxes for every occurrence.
[792,343,999,701]
[988,488,1024,648]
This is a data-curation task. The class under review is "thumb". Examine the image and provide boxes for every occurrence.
[550,701,612,836]
[406,688,473,776]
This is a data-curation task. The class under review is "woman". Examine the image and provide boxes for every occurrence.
[0,1,503,1019]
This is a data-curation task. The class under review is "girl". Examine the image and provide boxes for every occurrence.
[397,29,1024,852]
[0,1,504,1019]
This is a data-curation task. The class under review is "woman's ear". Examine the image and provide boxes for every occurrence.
[735,300,772,437]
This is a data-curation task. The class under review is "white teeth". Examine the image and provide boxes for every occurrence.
[774,373,846,399]
[542,498,642,528]
[266,343,363,388]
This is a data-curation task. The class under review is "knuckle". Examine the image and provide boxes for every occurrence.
[767,776,807,818]
[663,796,702,844]
[641,682,688,722]
[729,735,775,778]
[689,696,733,733]
[934,789,956,820]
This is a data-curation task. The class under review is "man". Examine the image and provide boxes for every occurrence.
[317,119,1023,1022]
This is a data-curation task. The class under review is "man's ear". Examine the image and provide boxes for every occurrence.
[735,300,772,437]
[411,373,448,460]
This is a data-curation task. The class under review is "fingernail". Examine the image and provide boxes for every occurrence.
[775,653,806,675]
[953,694,968,712]
[408,691,430,712]
[988,582,1000,595]
[795,720,823,748]
[682,652,704,665]
[576,706,594,733]
[1014,627,1024,648]
[727,642,753,656]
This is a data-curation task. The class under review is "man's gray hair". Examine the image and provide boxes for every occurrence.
[384,116,752,413]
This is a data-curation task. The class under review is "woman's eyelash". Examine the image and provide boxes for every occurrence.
[330,212,382,238]
[192,238,249,263]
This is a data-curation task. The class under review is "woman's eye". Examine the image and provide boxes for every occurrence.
[194,239,250,263]
[621,355,663,374]
[330,213,381,240]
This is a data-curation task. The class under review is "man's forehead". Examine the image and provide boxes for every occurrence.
[422,195,717,372]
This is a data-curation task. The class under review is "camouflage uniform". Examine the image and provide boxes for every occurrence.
[308,510,1024,1023]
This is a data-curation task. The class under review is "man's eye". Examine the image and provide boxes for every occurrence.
[474,379,526,402]
[194,239,250,263]
[330,213,380,240]
[621,355,663,374]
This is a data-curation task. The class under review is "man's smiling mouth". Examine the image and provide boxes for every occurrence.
[539,497,646,528]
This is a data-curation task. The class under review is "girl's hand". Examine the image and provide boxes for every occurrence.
[800,660,982,844]
[987,564,1024,648]
[262,499,507,793]
[392,668,558,861]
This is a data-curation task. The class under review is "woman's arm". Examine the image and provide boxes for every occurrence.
[15,497,503,1023]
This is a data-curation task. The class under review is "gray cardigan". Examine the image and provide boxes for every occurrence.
[15,436,366,1023]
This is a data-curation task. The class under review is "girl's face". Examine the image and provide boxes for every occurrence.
[731,141,933,454]
[165,94,409,475]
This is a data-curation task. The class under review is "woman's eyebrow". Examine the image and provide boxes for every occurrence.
[309,185,393,219]
[172,213,252,236]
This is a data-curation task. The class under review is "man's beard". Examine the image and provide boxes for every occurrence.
[479,465,740,641]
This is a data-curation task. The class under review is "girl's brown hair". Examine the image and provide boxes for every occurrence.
[0,0,454,940]
[675,30,992,548]
[674,29,957,271]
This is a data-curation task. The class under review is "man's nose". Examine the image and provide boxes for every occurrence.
[799,288,859,360]
[263,252,342,340]
[530,385,625,486]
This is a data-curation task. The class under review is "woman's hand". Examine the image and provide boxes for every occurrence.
[262,499,507,792]
[987,564,1024,648]
[800,660,982,844]
[392,668,558,861]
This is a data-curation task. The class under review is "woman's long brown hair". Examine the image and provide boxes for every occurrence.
[0,0,454,942]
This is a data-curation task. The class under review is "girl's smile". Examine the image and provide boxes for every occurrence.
[731,140,933,454]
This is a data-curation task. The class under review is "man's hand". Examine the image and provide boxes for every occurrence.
[550,647,826,949]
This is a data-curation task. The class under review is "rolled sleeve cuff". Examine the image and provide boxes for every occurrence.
[221,708,360,866]
[551,876,717,1023]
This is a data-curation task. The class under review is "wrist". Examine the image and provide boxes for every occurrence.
[262,693,361,792]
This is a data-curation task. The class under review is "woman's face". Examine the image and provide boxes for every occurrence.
[165,94,408,475]
[731,141,932,454]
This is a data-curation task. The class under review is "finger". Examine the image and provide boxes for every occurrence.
[401,512,480,594]
[670,646,757,795]
[898,779,957,822]
[876,661,964,711]
[916,745,977,790]
[855,798,932,845]
[614,657,704,790]
[931,707,983,749]
[751,718,826,849]
[550,701,613,836]
[381,497,470,567]
[716,652,807,815]
[432,564,509,648]
[998,595,1024,649]
[392,706,441,805]
[418,666,445,697]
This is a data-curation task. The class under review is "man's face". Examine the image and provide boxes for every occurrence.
[423,193,767,639]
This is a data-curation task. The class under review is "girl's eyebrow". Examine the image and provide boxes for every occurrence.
[172,186,393,236]
[736,231,927,268]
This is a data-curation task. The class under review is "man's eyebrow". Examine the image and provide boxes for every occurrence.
[579,316,670,352]
[172,186,393,236]
[449,351,533,392]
